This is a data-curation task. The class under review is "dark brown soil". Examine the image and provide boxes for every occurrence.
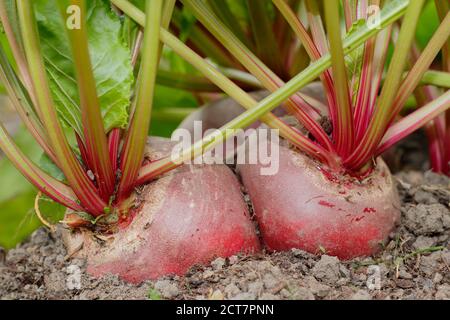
[0,170,449,300]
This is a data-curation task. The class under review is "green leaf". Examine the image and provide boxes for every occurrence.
[176,6,197,43]
[224,0,250,24]
[415,0,439,50]
[0,1,21,73]
[153,44,200,138]
[129,0,145,11]
[150,85,198,137]
[0,125,41,203]
[39,153,66,182]
[2,0,22,49]
[0,192,66,249]
[34,0,134,135]
[37,195,67,223]
[0,126,41,248]
[147,288,162,300]
[0,190,40,249]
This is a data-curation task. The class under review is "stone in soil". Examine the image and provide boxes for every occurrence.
[312,255,341,285]
[153,280,180,299]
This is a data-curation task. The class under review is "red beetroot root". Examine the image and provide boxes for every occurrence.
[238,140,401,260]
[63,137,260,283]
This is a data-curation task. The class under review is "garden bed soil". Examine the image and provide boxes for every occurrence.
[0,169,449,300]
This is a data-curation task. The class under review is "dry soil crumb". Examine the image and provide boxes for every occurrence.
[0,171,449,300]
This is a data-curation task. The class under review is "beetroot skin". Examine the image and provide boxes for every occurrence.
[63,138,260,283]
[238,140,401,260]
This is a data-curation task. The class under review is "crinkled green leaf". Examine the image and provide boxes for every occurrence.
[34,0,134,135]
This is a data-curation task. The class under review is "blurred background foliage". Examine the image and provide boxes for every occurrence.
[0,0,441,249]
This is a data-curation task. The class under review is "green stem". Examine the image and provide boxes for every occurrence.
[113,0,335,166]
[156,69,220,92]
[171,7,236,67]
[208,0,251,49]
[17,0,107,215]
[434,0,450,169]
[218,67,261,88]
[305,0,328,56]
[117,0,408,182]
[0,0,34,98]
[160,0,175,55]
[160,29,333,165]
[130,29,143,67]
[345,0,425,169]
[343,0,358,31]
[0,121,83,211]
[182,0,333,152]
[377,91,450,154]
[434,0,449,72]
[272,0,337,110]
[324,0,354,157]
[118,0,162,200]
[246,0,285,76]
[354,0,383,141]
[390,13,450,124]
[61,0,115,200]
[420,70,450,88]
[0,46,57,164]
[153,107,196,122]
[162,0,176,27]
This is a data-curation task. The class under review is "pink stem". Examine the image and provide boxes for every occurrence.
[108,128,121,174]
[425,122,445,173]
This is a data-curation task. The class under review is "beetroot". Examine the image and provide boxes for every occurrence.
[238,138,401,259]
[178,84,401,260]
[63,137,260,283]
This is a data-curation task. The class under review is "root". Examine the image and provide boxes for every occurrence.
[34,192,57,233]
[64,241,84,261]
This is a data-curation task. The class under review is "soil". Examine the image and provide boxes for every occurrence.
[0,168,449,300]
